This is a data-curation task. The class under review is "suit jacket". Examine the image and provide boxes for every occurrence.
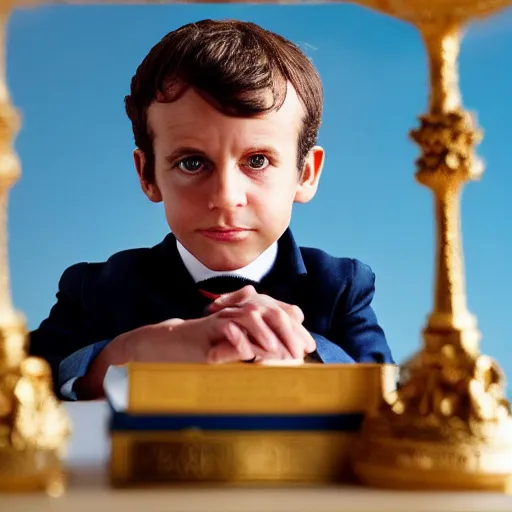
[29,229,393,398]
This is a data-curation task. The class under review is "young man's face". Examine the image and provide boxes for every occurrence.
[135,84,324,271]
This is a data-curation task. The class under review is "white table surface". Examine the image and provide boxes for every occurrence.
[2,401,512,511]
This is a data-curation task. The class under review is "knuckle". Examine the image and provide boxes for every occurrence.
[244,302,260,315]
[291,305,304,320]
[219,320,233,337]
[272,307,288,323]
[216,309,229,319]
[241,285,256,297]
[248,308,262,323]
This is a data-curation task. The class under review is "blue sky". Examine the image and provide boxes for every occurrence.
[6,5,512,374]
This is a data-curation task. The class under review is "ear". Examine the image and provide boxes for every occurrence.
[294,146,325,204]
[134,148,162,203]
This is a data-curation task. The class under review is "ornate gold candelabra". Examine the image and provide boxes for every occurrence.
[353,0,512,491]
[0,3,70,495]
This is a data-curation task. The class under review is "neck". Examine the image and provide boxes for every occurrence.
[176,241,278,284]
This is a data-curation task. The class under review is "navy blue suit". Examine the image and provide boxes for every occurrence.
[29,229,393,399]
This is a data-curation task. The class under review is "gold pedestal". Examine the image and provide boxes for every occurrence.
[354,3,512,491]
[0,310,70,497]
[0,448,65,495]
[0,6,70,495]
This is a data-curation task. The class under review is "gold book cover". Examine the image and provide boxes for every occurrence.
[107,363,396,485]
[125,362,397,414]
[110,429,357,487]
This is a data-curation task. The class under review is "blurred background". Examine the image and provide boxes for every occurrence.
[6,4,512,375]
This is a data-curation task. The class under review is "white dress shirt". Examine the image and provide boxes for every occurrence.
[176,240,278,283]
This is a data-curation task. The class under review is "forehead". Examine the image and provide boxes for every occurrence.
[147,84,304,147]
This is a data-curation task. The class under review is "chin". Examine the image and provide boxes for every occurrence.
[204,257,251,272]
[201,249,257,272]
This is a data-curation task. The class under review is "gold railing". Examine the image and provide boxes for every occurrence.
[1,0,511,494]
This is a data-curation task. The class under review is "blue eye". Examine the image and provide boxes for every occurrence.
[177,156,205,173]
[247,154,269,170]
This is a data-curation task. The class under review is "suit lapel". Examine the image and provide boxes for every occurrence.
[145,233,206,322]
[260,229,308,306]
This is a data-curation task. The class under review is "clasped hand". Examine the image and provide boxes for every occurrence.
[123,286,316,364]
[206,286,316,362]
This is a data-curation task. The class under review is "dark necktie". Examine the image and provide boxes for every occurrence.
[196,275,260,301]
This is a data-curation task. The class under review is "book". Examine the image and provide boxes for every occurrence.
[117,362,396,414]
[107,362,397,486]
[110,430,357,486]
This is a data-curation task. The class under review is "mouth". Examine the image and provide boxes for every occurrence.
[198,227,253,242]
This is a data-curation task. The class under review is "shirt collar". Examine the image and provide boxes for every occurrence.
[176,239,278,284]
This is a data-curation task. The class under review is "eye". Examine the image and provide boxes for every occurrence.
[176,156,207,174]
[246,154,269,170]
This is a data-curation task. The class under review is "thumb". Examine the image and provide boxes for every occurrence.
[208,285,257,312]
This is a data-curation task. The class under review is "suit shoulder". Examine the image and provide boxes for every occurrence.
[57,243,162,296]
[91,246,155,276]
[299,246,375,285]
[57,261,88,298]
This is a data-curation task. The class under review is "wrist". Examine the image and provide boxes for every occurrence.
[120,320,189,363]
[76,334,129,400]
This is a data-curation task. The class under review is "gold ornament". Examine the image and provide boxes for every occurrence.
[353,6,512,491]
[0,4,70,495]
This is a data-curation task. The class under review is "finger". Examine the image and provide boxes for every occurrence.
[247,297,304,323]
[207,340,244,364]
[209,295,304,326]
[258,358,305,366]
[208,285,257,312]
[218,306,280,353]
[293,321,317,354]
[265,341,294,360]
[207,302,224,314]
[283,304,304,323]
[208,341,270,364]
[218,305,305,358]
[291,305,304,323]
[216,320,255,361]
[262,307,304,359]
[281,317,315,355]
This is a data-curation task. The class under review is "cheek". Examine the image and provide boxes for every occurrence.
[160,182,203,227]
[251,173,297,216]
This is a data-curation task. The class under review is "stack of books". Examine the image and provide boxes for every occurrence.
[106,362,396,487]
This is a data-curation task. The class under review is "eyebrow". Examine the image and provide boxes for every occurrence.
[165,146,207,165]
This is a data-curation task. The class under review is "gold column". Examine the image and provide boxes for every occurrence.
[415,23,482,358]
[353,11,512,491]
[0,4,70,495]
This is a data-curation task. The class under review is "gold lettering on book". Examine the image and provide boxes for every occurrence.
[131,440,229,482]
[111,432,355,485]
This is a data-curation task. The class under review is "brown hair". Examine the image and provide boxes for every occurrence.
[125,19,323,183]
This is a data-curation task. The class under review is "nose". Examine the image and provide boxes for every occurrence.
[207,166,248,210]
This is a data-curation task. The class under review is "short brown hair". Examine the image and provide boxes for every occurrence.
[125,19,323,183]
